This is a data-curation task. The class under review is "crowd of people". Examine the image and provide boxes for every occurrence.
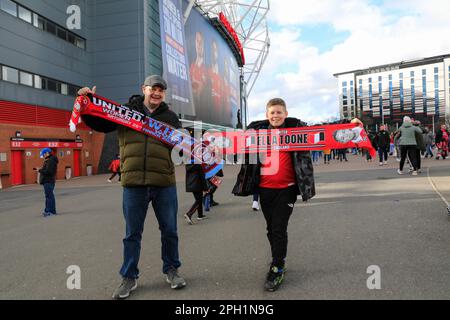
[307,117,449,177]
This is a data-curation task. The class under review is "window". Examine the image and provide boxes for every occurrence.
[0,0,17,17]
[342,81,347,87]
[46,78,57,92]
[410,71,414,77]
[3,1,86,50]
[34,75,42,89]
[46,20,56,35]
[68,84,79,96]
[19,71,33,86]
[60,83,68,95]
[434,67,439,74]
[1,65,80,96]
[422,69,426,76]
[57,27,67,41]
[68,33,76,45]
[18,6,31,23]
[2,66,19,83]
[35,14,45,29]
[75,37,85,49]
[378,76,382,82]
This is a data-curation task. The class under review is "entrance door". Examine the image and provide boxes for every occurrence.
[73,149,81,177]
[11,150,24,185]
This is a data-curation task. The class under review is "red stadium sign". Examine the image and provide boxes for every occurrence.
[219,12,245,65]
[10,139,83,149]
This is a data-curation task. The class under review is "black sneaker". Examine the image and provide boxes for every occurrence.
[210,200,219,206]
[264,266,285,292]
[112,277,138,299]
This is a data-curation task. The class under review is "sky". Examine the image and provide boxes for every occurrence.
[246,0,450,125]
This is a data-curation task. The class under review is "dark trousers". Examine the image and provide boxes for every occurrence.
[416,148,422,170]
[400,146,418,171]
[187,191,203,217]
[43,182,56,214]
[120,185,180,278]
[260,186,298,268]
[109,171,121,181]
[378,146,389,162]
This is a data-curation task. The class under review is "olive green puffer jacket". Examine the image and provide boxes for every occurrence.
[82,95,181,187]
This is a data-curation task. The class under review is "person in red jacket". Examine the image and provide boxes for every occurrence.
[108,154,121,182]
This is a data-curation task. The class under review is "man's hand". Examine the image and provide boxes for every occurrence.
[77,86,96,96]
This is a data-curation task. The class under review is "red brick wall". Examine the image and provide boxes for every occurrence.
[0,123,105,188]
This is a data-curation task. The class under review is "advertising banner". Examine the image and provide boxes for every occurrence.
[184,1,241,128]
[159,0,195,116]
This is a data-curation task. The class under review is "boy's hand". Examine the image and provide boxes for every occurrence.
[77,86,96,96]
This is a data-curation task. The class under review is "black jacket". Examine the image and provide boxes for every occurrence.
[375,130,390,148]
[39,155,58,184]
[232,118,316,202]
[185,164,207,193]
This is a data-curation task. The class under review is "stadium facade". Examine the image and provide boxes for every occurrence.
[334,54,450,131]
[0,0,262,188]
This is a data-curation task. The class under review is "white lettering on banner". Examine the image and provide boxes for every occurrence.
[66,5,81,30]
[167,53,188,80]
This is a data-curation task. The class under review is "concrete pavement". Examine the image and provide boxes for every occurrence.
[0,154,449,300]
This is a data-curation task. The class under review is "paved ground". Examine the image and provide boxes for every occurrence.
[1,154,450,300]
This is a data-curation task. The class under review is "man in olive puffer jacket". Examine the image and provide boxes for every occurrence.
[78,75,186,299]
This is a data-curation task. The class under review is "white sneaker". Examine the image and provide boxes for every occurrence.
[379,162,383,166]
[412,171,418,176]
[252,201,260,211]
[397,169,403,175]
[383,161,387,165]
[107,179,112,183]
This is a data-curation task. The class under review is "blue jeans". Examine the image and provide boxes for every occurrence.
[43,183,56,214]
[120,185,180,279]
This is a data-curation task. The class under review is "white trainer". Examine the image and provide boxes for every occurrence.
[252,201,260,211]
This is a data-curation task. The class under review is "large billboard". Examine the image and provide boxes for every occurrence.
[183,2,241,128]
[159,0,195,116]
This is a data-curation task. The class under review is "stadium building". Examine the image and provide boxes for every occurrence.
[334,54,450,131]
[0,0,269,188]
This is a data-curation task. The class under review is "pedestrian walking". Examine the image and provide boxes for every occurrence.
[184,163,208,224]
[323,148,331,164]
[423,127,434,158]
[375,125,390,165]
[107,154,121,182]
[396,116,422,175]
[414,121,425,173]
[435,124,449,160]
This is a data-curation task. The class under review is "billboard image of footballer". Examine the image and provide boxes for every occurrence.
[184,1,240,128]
